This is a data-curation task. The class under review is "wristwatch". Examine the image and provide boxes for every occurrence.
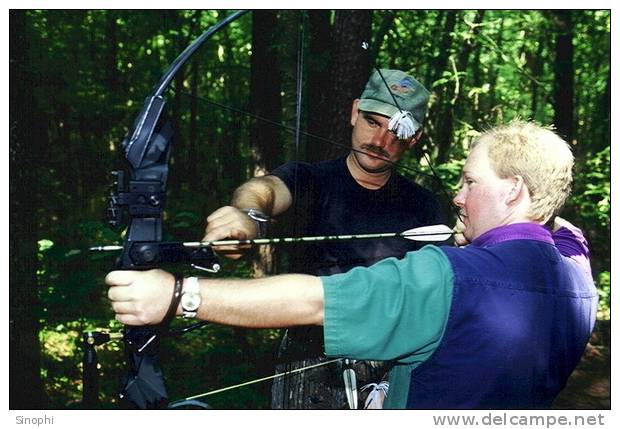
[241,208,270,238]
[180,277,201,319]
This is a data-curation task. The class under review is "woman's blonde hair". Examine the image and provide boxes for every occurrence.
[472,121,574,223]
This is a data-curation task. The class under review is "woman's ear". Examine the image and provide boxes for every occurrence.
[506,175,526,205]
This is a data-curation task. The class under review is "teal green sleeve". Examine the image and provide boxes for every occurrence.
[321,245,453,364]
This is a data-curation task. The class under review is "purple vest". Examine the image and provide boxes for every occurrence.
[406,224,598,409]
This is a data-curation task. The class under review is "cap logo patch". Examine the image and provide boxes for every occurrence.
[390,78,415,95]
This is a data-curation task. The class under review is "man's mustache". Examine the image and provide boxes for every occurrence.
[360,144,389,159]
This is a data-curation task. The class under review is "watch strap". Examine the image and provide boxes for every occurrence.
[240,208,269,239]
[161,272,184,326]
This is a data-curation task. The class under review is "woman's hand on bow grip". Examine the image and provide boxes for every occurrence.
[106,269,175,326]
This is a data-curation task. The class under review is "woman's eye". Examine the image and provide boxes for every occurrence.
[460,177,473,186]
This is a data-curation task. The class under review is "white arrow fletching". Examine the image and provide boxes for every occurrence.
[401,224,454,242]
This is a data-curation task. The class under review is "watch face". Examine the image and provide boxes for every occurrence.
[181,293,201,312]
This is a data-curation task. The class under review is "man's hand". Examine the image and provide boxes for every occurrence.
[203,206,258,260]
[106,269,175,326]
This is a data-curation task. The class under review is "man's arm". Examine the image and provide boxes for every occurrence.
[106,246,453,362]
[230,175,293,216]
[106,269,323,328]
[203,175,292,258]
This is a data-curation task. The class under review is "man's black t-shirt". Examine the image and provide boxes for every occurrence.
[270,156,445,276]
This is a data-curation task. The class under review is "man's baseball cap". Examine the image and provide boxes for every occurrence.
[358,69,430,129]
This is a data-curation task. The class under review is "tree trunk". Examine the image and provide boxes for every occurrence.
[188,57,200,188]
[105,11,120,93]
[249,10,282,174]
[166,11,186,188]
[322,10,372,160]
[219,15,244,195]
[435,10,485,164]
[528,30,546,119]
[306,10,332,163]
[9,10,46,409]
[368,10,396,68]
[249,10,283,277]
[552,10,575,144]
[421,11,457,162]
[426,11,457,88]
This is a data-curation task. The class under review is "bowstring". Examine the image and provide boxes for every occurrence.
[85,327,342,406]
[173,89,436,182]
[173,87,462,223]
[283,12,307,409]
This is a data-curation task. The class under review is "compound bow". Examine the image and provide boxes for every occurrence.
[82,10,249,410]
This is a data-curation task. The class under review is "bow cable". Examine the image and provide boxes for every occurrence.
[170,358,343,406]
[175,89,437,181]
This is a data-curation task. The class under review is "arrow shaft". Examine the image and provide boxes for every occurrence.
[90,225,455,252]
[185,226,453,248]
[184,231,401,248]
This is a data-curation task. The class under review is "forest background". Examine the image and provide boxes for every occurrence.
[9,9,611,409]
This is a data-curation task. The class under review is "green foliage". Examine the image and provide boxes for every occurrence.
[596,271,610,319]
[570,146,611,232]
[40,320,125,408]
[431,158,467,195]
[566,145,611,317]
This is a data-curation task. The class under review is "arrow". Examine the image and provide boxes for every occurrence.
[90,224,455,252]
[182,224,454,247]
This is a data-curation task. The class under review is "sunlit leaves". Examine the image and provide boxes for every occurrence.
[38,239,54,252]
[596,271,610,319]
